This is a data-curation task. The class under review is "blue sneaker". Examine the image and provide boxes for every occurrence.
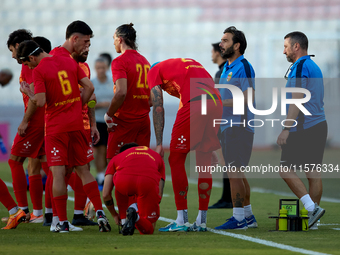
[215,217,248,230]
[189,222,207,232]
[159,222,190,232]
[245,215,258,228]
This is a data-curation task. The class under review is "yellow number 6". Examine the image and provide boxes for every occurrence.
[58,70,72,96]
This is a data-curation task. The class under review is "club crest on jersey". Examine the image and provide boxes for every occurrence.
[23,141,31,149]
[227,72,233,82]
[51,147,59,156]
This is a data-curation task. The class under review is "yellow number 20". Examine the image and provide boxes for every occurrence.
[136,64,150,89]
[58,70,72,96]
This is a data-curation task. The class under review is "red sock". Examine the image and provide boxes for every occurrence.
[49,175,57,217]
[28,174,43,211]
[44,169,52,209]
[196,151,213,210]
[54,194,68,221]
[83,181,103,211]
[0,178,17,211]
[8,159,28,208]
[135,218,154,235]
[168,151,188,210]
[73,173,87,211]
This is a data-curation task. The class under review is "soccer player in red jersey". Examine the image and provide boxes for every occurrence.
[102,143,165,235]
[68,49,100,227]
[104,23,151,161]
[18,40,111,233]
[0,178,26,229]
[148,58,223,232]
[6,30,50,223]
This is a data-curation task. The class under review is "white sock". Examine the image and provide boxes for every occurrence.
[9,206,18,215]
[300,194,315,212]
[128,203,138,211]
[33,209,43,217]
[244,205,253,218]
[19,206,28,211]
[233,207,244,222]
[96,172,105,183]
[45,208,53,214]
[176,209,188,225]
[74,210,83,215]
[52,216,59,226]
[121,218,126,225]
[136,214,140,222]
[86,198,90,204]
[196,210,207,225]
[59,220,65,225]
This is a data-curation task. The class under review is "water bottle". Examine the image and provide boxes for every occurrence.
[278,208,288,231]
[301,208,309,231]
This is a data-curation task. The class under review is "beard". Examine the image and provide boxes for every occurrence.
[221,45,235,59]
[286,54,294,63]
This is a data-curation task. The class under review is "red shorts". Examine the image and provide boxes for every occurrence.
[114,174,160,224]
[170,100,222,153]
[11,126,45,158]
[45,130,92,167]
[107,115,150,158]
[83,128,94,163]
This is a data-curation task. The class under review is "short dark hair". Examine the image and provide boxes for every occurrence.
[284,31,308,51]
[66,20,93,39]
[33,36,52,53]
[99,52,112,67]
[212,42,222,53]
[119,142,139,153]
[116,23,137,50]
[7,29,33,49]
[16,40,43,62]
[223,26,247,55]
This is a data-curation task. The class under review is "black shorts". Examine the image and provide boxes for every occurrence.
[94,122,109,147]
[280,121,327,168]
[220,126,254,168]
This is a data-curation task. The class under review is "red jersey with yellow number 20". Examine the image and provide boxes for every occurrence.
[33,55,87,135]
[111,49,150,121]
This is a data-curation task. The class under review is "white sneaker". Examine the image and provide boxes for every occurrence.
[69,222,83,231]
[50,216,59,232]
[308,203,325,228]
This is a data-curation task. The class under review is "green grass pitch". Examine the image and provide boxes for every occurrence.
[0,149,339,255]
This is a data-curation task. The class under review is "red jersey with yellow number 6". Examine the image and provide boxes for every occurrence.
[33,55,87,135]
[111,49,150,121]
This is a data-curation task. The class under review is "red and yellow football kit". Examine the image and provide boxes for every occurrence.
[107,50,151,158]
[106,146,165,234]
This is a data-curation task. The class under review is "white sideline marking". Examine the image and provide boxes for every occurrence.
[3,181,332,254]
[333,228,340,231]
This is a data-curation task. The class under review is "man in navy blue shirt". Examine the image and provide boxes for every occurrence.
[277,31,327,229]
[214,26,257,230]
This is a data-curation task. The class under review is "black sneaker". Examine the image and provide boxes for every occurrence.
[43,213,53,226]
[97,211,111,232]
[208,199,233,209]
[72,214,98,226]
[55,221,69,233]
[122,207,138,236]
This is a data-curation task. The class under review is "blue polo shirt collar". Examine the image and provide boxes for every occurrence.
[225,55,245,69]
[290,55,310,70]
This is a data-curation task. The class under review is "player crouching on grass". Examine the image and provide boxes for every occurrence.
[102,143,165,235]
[17,40,111,233]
